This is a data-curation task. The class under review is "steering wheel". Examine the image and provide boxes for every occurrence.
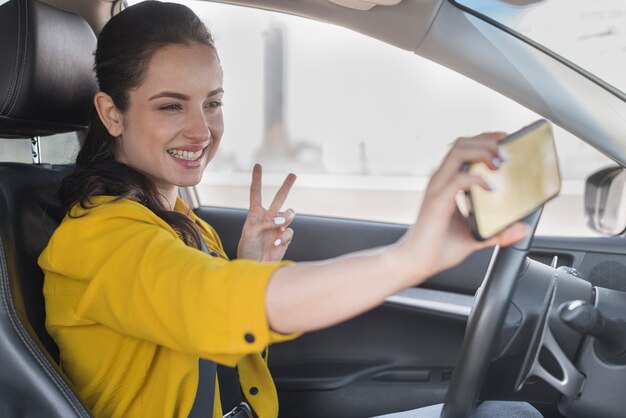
[440,207,543,418]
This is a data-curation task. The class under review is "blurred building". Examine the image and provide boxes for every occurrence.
[254,24,323,173]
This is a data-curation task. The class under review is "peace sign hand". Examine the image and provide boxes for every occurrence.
[237,164,297,262]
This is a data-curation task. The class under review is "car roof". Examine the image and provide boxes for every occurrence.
[39,0,626,166]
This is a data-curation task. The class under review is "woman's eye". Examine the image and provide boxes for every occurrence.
[159,104,182,111]
[205,100,223,109]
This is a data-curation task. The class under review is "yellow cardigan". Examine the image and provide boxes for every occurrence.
[38,196,296,418]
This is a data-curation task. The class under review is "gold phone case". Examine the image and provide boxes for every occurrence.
[464,119,562,240]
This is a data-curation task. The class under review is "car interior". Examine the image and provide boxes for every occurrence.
[2,0,626,417]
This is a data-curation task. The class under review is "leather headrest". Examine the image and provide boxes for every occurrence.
[0,0,98,138]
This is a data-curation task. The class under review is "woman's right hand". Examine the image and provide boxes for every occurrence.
[392,132,530,285]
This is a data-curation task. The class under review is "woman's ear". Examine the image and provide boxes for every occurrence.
[94,92,124,137]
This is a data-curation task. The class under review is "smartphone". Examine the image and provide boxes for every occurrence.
[463,119,561,240]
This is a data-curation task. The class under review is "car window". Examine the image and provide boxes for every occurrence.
[453,0,626,97]
[132,0,614,237]
[0,132,79,165]
[0,138,32,163]
[40,132,80,164]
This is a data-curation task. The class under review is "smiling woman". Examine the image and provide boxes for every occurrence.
[94,42,225,207]
[36,2,537,418]
[57,2,223,249]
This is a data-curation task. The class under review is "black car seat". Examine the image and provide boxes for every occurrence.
[0,0,96,416]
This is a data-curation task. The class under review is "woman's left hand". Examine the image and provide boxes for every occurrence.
[238,164,297,262]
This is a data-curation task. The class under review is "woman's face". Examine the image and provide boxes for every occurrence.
[114,42,224,198]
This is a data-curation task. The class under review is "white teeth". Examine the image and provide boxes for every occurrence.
[168,148,203,161]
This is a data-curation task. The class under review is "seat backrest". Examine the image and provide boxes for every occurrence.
[0,163,87,416]
[0,163,71,361]
[0,0,97,416]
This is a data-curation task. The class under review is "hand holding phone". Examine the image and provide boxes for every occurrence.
[463,119,561,240]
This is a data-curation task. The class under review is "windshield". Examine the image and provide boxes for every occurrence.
[453,0,626,97]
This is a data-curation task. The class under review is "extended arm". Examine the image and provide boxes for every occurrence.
[265,133,529,334]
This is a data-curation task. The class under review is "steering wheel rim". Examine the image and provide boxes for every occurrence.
[440,207,543,418]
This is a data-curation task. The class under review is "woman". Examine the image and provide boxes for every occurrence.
[38,1,533,417]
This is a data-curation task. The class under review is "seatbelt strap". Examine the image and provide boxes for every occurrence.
[217,364,244,412]
[188,358,217,418]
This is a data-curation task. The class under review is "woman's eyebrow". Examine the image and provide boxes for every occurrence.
[149,91,189,101]
[207,88,224,97]
[149,88,223,101]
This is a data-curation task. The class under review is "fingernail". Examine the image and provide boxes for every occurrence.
[285,208,295,217]
[486,182,496,191]
[273,217,286,225]
[498,149,510,161]
[491,157,502,168]
[273,239,282,246]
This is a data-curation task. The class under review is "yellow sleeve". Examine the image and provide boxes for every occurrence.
[39,200,296,366]
[192,213,300,345]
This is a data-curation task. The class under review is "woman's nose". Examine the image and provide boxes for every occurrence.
[184,108,211,141]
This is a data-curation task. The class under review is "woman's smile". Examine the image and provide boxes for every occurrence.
[167,144,209,167]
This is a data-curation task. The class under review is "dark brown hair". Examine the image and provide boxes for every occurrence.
[60,1,218,249]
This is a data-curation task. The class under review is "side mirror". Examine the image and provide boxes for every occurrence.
[585,166,626,235]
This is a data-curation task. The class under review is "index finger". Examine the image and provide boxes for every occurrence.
[249,163,263,208]
[269,173,297,213]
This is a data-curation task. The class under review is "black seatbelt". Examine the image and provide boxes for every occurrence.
[188,358,217,418]
[217,365,244,412]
